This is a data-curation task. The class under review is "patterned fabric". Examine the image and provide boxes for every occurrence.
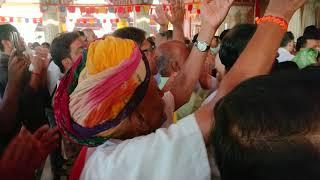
[293,48,319,69]
[54,36,151,146]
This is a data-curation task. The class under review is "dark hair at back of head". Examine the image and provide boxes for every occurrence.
[219,29,230,41]
[296,36,307,52]
[212,67,320,180]
[0,24,18,51]
[219,24,257,71]
[280,32,294,47]
[50,32,80,73]
[113,27,146,46]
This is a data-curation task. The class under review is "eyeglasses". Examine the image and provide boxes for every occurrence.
[141,45,156,53]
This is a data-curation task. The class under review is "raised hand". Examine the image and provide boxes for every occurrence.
[30,47,50,73]
[265,0,307,22]
[0,125,59,179]
[8,52,29,89]
[201,0,234,29]
[166,0,185,27]
[153,5,169,27]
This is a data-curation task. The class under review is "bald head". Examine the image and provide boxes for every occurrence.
[156,40,190,77]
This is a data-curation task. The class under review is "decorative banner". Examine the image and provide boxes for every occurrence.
[143,5,150,14]
[67,6,76,13]
[187,4,193,12]
[9,17,13,23]
[60,5,66,13]
[25,18,29,23]
[103,19,107,23]
[135,5,141,13]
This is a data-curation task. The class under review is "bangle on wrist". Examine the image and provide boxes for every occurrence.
[32,72,41,77]
[255,16,288,31]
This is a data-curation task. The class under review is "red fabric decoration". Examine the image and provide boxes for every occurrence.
[188,4,193,12]
[33,18,37,24]
[118,6,125,14]
[83,19,87,24]
[9,17,13,23]
[135,5,141,12]
[0,17,5,22]
[89,7,96,14]
[196,9,200,15]
[68,6,76,13]
[80,7,86,13]
[127,6,133,13]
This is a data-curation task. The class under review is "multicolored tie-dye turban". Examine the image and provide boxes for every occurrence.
[54,36,150,146]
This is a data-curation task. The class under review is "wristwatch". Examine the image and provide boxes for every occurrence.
[194,40,210,52]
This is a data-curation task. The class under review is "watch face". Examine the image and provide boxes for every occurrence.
[198,42,206,51]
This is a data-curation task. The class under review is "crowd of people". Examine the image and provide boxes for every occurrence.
[0,0,320,179]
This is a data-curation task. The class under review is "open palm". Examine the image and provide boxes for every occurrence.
[201,0,235,28]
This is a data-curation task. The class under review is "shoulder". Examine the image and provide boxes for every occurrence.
[81,115,210,180]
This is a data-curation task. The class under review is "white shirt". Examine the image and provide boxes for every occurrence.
[80,114,210,180]
[202,91,217,106]
[47,61,64,95]
[277,48,295,63]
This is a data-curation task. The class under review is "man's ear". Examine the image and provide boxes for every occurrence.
[61,57,72,72]
[1,40,13,50]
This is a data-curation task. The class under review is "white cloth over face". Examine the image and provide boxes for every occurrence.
[277,48,295,63]
[80,114,211,180]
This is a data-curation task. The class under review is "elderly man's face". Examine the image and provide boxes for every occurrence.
[141,39,157,75]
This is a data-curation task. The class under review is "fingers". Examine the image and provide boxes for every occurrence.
[33,124,50,140]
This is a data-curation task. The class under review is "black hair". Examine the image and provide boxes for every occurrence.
[219,24,257,71]
[50,32,80,73]
[280,32,294,47]
[219,29,230,41]
[147,36,156,49]
[296,36,307,52]
[272,61,299,73]
[192,33,199,44]
[212,67,320,180]
[78,31,85,37]
[32,42,41,49]
[0,24,18,51]
[113,27,146,46]
[41,42,50,49]
[303,25,320,40]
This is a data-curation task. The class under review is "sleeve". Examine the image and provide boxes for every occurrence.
[19,86,49,132]
[80,115,211,180]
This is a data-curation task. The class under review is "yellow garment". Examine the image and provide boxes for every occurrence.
[86,36,135,75]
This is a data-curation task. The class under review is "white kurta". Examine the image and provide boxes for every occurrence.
[80,114,211,180]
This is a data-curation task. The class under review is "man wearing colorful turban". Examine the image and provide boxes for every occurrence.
[53,0,238,179]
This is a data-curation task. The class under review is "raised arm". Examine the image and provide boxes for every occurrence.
[196,0,307,143]
[0,56,28,136]
[170,0,234,109]
[166,0,186,42]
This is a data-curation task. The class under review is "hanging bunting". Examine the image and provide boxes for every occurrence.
[80,7,86,13]
[118,6,125,14]
[9,17,14,23]
[187,4,193,12]
[196,9,200,15]
[60,5,66,13]
[103,19,107,23]
[89,7,96,14]
[108,6,114,13]
[135,5,141,13]
[67,6,76,13]
[115,18,119,23]
[98,7,106,13]
[0,17,5,22]
[69,18,73,22]
[110,19,114,23]
[127,6,133,13]
[33,18,37,24]
[17,17,22,23]
[25,18,29,23]
[83,19,87,24]
[143,5,150,14]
